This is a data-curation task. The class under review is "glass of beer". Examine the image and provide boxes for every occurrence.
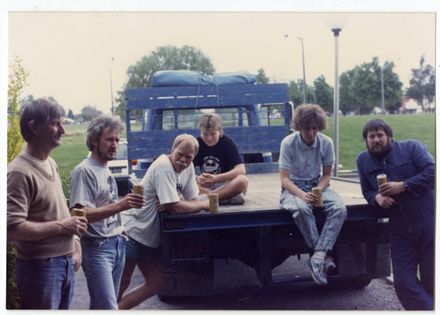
[312,187,323,207]
[132,179,143,196]
[71,208,86,217]
[208,193,219,213]
[376,174,388,187]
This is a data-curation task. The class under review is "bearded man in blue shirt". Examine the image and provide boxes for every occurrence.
[356,118,434,310]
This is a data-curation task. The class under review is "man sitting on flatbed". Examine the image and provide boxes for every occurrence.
[278,104,347,285]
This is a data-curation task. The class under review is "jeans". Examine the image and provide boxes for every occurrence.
[16,255,74,309]
[389,214,434,310]
[81,235,126,309]
[280,180,347,252]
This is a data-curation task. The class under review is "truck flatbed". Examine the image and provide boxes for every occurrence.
[216,172,366,213]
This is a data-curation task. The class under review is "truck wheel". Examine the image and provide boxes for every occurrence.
[327,275,373,289]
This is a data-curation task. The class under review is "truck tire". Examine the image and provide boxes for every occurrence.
[327,275,373,289]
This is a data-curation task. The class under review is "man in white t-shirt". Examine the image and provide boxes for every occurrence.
[118,134,209,309]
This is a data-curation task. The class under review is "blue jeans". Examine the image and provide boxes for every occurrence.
[280,180,347,252]
[389,213,434,310]
[16,255,74,309]
[81,235,126,309]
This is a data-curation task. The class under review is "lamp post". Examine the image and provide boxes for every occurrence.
[297,37,307,103]
[331,28,341,177]
[110,57,115,117]
[380,65,385,113]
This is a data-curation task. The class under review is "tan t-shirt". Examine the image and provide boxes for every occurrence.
[7,153,74,259]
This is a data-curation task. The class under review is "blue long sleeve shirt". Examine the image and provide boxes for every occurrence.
[356,140,435,225]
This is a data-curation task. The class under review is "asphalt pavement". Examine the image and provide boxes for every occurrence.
[72,255,402,310]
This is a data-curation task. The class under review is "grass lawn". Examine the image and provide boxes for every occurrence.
[51,113,435,198]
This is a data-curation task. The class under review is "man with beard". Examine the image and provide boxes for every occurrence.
[356,118,434,310]
[69,115,144,309]
[7,99,88,309]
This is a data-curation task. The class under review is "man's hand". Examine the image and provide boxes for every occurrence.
[375,193,397,208]
[379,181,406,196]
[72,238,82,272]
[197,173,215,187]
[60,217,88,237]
[118,193,145,211]
[302,191,318,205]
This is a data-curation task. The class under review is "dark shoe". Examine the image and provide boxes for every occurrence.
[305,257,328,285]
[324,256,337,272]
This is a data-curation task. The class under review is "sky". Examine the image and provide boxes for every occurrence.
[5,5,437,116]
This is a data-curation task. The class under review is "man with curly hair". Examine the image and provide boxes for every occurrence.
[278,104,347,285]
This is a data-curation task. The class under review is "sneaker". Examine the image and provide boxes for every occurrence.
[219,192,245,205]
[305,256,328,285]
[324,256,337,272]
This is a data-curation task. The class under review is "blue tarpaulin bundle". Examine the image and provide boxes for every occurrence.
[151,70,256,87]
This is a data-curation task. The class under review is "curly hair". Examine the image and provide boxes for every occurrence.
[86,114,123,151]
[292,104,327,131]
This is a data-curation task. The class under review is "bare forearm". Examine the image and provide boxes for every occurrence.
[83,203,123,222]
[8,220,66,242]
[281,177,305,198]
[166,199,208,214]
[214,164,246,182]
[317,175,331,190]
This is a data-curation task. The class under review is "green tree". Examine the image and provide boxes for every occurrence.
[67,109,75,120]
[405,56,435,112]
[81,105,103,122]
[256,68,269,84]
[339,57,402,114]
[288,80,302,106]
[7,57,29,309]
[115,45,215,120]
[313,75,333,113]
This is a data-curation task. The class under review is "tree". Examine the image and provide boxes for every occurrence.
[339,57,402,114]
[67,109,75,120]
[81,105,102,122]
[313,75,333,113]
[256,68,269,84]
[288,80,302,106]
[405,56,435,112]
[7,57,29,309]
[115,45,215,120]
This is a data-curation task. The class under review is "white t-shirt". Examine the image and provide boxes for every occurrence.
[122,154,199,248]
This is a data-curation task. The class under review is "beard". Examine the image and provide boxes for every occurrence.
[367,141,392,160]
[96,144,116,161]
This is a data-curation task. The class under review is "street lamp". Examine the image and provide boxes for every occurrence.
[331,28,341,177]
[297,37,307,103]
[284,34,307,103]
[380,65,385,113]
[110,57,115,117]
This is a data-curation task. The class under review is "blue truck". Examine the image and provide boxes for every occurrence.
[123,80,391,299]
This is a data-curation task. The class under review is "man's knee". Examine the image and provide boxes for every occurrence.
[235,175,248,191]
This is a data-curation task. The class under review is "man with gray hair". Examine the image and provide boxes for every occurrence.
[69,114,144,309]
[118,133,208,309]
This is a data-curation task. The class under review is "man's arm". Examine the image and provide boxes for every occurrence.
[316,165,331,190]
[74,192,144,223]
[7,216,88,242]
[163,198,209,214]
[280,168,316,204]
